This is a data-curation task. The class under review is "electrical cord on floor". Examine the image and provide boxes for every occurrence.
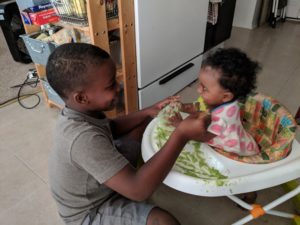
[0,92,40,109]
[17,75,41,109]
[0,70,41,109]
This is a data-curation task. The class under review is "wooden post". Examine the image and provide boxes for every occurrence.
[118,0,138,114]
[86,0,110,53]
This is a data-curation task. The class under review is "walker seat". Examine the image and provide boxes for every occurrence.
[141,93,300,196]
[141,94,300,224]
[214,93,297,164]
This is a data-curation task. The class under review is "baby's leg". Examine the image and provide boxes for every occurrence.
[147,207,180,225]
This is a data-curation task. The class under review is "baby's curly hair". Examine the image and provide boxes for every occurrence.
[46,43,110,100]
[202,48,261,101]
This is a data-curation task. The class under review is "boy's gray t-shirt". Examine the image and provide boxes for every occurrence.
[48,107,128,224]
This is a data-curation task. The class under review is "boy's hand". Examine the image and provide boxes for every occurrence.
[145,96,180,118]
[181,102,200,114]
[175,112,211,141]
[168,112,183,128]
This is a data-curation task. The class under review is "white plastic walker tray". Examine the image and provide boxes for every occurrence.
[142,117,300,196]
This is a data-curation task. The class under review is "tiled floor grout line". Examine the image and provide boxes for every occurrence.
[0,157,49,219]
[14,154,47,185]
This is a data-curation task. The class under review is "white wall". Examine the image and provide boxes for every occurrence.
[233,0,261,29]
[286,0,300,18]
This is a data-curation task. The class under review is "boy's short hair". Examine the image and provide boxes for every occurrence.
[202,48,261,100]
[46,43,110,100]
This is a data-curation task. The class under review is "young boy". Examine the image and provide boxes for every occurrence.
[47,43,206,225]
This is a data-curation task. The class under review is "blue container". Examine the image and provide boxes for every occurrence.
[20,32,57,65]
[16,0,50,11]
[40,78,65,107]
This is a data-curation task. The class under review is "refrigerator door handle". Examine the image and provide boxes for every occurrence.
[159,63,194,85]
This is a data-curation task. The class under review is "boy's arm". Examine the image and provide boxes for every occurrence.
[110,96,179,138]
[193,129,216,142]
[110,108,150,138]
[104,113,207,201]
[168,111,216,142]
[191,112,216,142]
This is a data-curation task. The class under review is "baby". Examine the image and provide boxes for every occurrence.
[169,48,262,156]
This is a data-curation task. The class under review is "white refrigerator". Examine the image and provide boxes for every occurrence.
[134,0,209,109]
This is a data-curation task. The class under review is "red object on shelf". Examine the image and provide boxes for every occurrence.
[29,8,59,25]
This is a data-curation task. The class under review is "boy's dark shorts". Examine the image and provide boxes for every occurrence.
[82,194,155,225]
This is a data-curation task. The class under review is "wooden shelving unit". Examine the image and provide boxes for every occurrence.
[20,0,138,118]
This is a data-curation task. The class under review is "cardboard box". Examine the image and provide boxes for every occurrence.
[21,7,59,26]
[29,8,60,25]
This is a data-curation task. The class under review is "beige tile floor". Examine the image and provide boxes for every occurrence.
[0,21,300,225]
